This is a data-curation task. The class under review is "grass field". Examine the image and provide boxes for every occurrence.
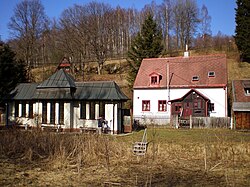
[0,128,249,186]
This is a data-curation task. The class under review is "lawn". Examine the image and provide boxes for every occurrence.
[0,128,249,186]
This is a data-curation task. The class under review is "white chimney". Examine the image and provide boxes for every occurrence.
[184,44,189,57]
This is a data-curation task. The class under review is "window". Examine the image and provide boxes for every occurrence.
[192,76,199,81]
[142,100,150,111]
[99,101,105,117]
[80,101,86,119]
[208,71,215,77]
[173,103,182,113]
[59,102,64,124]
[28,102,33,118]
[209,103,215,111]
[15,102,19,117]
[21,101,26,117]
[90,102,95,119]
[151,76,158,84]
[158,100,167,111]
[50,102,55,124]
[42,101,47,124]
[245,88,250,95]
[194,99,202,109]
[175,104,182,112]
[243,80,250,95]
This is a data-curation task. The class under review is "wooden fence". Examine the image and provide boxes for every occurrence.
[171,115,231,129]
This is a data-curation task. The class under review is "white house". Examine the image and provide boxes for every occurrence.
[6,69,129,134]
[133,54,228,125]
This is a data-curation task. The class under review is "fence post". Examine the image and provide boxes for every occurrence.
[190,115,192,129]
[176,115,179,129]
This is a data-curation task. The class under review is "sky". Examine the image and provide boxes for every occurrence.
[0,0,236,42]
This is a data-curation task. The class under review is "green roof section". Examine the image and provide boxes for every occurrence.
[75,81,128,101]
[9,70,128,101]
[10,83,38,100]
[37,69,76,88]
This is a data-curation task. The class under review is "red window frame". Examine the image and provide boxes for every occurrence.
[158,100,167,111]
[142,100,150,111]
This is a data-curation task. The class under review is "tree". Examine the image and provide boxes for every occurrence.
[159,0,173,53]
[85,2,113,75]
[235,0,250,62]
[173,0,199,50]
[0,42,28,105]
[200,4,212,49]
[127,14,163,88]
[8,0,49,76]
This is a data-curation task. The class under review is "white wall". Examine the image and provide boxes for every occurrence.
[133,89,170,124]
[196,88,227,117]
[105,104,118,134]
[133,87,227,124]
[64,102,71,128]
[8,100,122,133]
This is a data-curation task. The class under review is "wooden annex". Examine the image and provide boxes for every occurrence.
[232,80,250,129]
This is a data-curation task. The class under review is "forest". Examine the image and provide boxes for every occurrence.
[7,0,234,79]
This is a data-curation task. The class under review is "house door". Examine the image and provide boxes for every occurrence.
[183,102,192,117]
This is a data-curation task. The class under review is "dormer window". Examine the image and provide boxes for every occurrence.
[149,72,162,86]
[208,71,215,77]
[243,80,250,96]
[192,76,199,81]
[245,88,250,95]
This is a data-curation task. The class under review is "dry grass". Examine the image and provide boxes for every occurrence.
[0,128,249,186]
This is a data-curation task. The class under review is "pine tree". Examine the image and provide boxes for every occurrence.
[0,42,28,105]
[235,0,250,62]
[127,14,163,88]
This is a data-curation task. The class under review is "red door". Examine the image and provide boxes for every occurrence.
[183,102,192,117]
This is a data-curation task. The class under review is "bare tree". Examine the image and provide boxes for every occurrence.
[158,0,173,53]
[173,0,199,50]
[84,2,114,74]
[199,4,212,50]
[8,0,48,77]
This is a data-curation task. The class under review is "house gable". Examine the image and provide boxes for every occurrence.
[170,89,210,118]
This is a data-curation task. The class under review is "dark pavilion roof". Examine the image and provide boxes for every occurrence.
[10,70,128,101]
[37,69,76,88]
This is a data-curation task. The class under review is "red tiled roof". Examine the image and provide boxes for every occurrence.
[232,80,250,102]
[133,54,227,88]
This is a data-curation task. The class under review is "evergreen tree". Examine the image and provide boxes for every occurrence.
[0,42,28,105]
[235,0,250,62]
[127,14,163,88]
